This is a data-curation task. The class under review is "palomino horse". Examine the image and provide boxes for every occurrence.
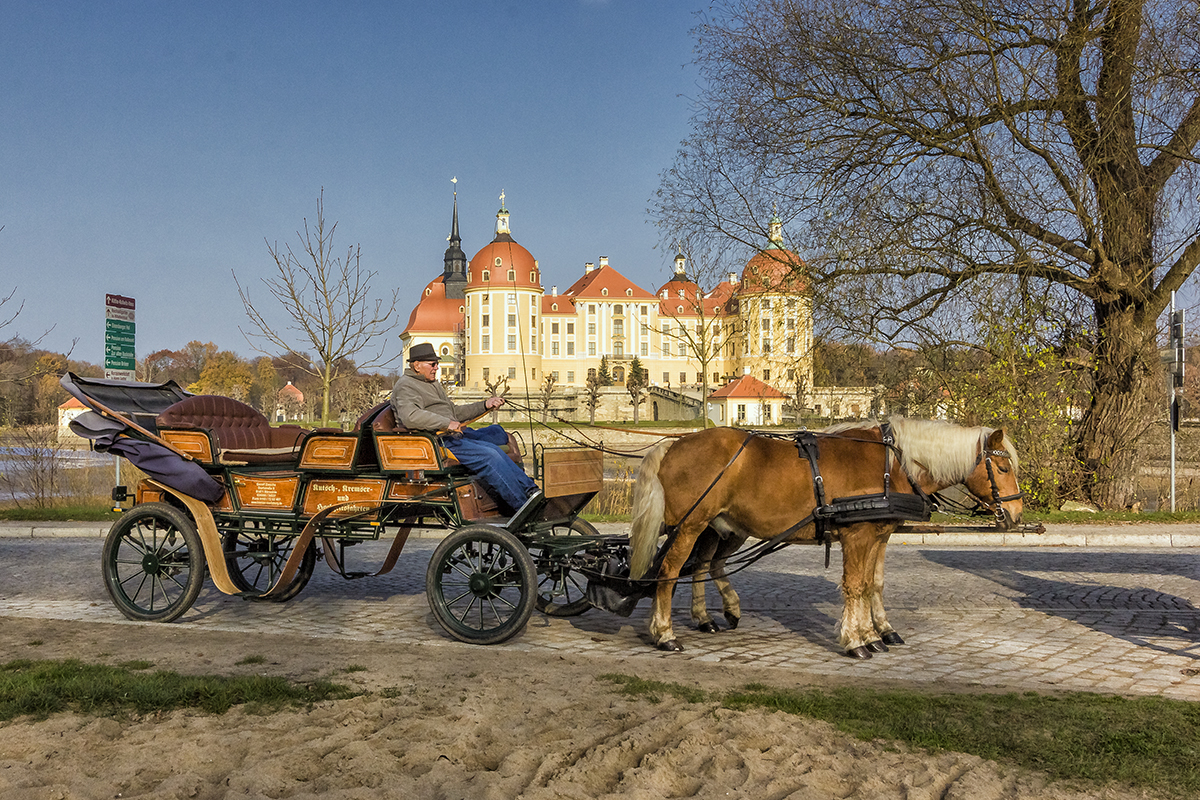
[628,417,1022,657]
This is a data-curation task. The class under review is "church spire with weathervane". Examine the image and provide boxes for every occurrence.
[442,177,467,299]
[493,190,512,241]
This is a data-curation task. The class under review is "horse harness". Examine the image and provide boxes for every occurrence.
[974,445,1024,525]
[793,423,932,565]
[666,425,932,570]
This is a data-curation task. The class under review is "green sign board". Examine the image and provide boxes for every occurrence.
[106,318,135,335]
[105,356,136,370]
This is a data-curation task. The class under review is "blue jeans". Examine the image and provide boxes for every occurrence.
[443,425,537,511]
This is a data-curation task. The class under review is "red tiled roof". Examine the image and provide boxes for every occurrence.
[58,396,86,410]
[562,264,656,300]
[466,236,540,290]
[542,294,576,315]
[741,248,807,294]
[402,278,466,335]
[709,374,787,399]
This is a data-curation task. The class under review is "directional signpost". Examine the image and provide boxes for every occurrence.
[104,294,136,382]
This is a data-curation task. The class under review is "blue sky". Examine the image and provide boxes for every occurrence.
[1,1,710,367]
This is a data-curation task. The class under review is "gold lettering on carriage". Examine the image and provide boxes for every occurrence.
[303,479,386,517]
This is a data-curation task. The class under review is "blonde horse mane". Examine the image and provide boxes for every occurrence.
[824,416,1018,486]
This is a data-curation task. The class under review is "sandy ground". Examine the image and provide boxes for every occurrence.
[0,617,1162,800]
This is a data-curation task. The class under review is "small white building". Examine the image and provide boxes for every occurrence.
[707,373,788,426]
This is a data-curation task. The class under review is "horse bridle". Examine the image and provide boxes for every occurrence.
[977,446,1023,524]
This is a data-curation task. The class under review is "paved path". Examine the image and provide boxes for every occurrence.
[1,531,1197,701]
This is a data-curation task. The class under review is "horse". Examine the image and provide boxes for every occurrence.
[627,417,1023,658]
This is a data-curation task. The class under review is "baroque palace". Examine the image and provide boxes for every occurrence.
[401,192,825,424]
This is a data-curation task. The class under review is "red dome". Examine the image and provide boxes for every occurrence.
[402,277,466,335]
[741,247,806,294]
[467,236,541,290]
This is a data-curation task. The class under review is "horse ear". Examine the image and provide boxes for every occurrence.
[987,428,1006,448]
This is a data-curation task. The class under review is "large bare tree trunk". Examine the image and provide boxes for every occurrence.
[1076,304,1158,508]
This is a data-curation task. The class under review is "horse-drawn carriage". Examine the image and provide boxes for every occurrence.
[61,372,622,645]
[62,371,1025,658]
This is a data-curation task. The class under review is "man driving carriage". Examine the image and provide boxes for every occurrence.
[391,342,541,513]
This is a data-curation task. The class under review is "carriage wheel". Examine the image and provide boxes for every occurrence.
[221,530,316,601]
[533,518,598,617]
[426,525,536,645]
[102,502,205,623]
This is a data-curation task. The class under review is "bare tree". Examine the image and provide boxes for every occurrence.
[584,373,602,424]
[235,191,401,425]
[484,375,510,424]
[655,0,1200,508]
[651,246,738,428]
[537,373,557,422]
[627,357,647,423]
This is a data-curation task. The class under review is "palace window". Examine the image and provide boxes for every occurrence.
[481,335,490,351]
[507,334,516,351]
[567,342,574,355]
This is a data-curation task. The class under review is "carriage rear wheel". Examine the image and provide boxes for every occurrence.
[221,530,316,601]
[533,518,598,617]
[102,502,204,623]
[426,524,536,645]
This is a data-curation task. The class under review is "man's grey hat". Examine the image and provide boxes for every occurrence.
[408,342,439,362]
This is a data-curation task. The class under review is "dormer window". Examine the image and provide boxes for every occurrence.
[507,269,515,281]
[601,288,608,296]
[552,303,558,311]
[626,288,632,296]
[483,270,490,282]
[494,257,503,267]
[530,271,536,282]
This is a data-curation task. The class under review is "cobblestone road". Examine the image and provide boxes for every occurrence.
[2,536,1197,700]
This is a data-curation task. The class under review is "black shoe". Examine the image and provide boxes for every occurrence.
[506,489,544,530]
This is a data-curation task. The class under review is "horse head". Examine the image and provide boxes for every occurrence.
[961,428,1023,529]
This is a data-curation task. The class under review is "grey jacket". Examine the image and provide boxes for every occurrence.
[390,369,488,431]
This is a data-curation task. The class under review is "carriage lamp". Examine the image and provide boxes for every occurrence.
[111,485,128,511]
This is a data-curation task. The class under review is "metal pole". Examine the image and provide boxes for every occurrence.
[1171,291,1177,513]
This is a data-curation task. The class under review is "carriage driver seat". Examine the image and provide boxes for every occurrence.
[353,402,525,468]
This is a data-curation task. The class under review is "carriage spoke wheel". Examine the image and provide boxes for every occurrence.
[533,518,598,617]
[426,525,536,645]
[102,502,204,623]
[221,530,316,602]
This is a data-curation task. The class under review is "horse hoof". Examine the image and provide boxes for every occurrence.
[865,639,889,653]
[881,631,905,646]
[697,621,720,634]
[657,639,684,652]
[724,613,740,630]
[845,645,873,660]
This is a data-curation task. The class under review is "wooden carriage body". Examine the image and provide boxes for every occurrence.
[61,373,611,643]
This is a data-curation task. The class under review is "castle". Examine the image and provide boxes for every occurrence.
[400,191,826,422]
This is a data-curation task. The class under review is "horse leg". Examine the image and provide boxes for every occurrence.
[650,522,705,651]
[689,530,720,633]
[868,535,905,646]
[690,530,743,633]
[837,524,882,659]
[709,534,743,630]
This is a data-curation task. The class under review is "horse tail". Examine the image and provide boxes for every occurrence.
[628,438,674,580]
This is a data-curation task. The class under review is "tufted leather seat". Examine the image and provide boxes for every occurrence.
[157,395,308,465]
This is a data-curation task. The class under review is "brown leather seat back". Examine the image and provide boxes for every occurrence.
[157,395,273,450]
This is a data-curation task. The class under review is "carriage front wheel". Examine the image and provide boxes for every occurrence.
[533,518,600,617]
[425,524,536,645]
[102,502,205,623]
